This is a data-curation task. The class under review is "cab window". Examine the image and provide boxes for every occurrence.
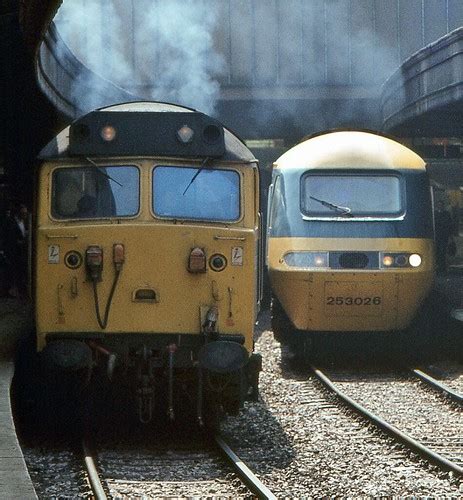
[301,173,403,218]
[51,165,139,219]
[153,166,240,221]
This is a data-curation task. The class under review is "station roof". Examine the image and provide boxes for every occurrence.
[382,28,463,136]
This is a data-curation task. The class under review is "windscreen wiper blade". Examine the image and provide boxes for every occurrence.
[182,157,211,195]
[85,157,123,187]
[309,196,353,216]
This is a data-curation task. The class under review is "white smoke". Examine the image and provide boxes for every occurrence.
[54,0,224,115]
[52,1,448,138]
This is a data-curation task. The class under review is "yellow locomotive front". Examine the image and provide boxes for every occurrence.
[34,102,262,423]
[267,131,435,351]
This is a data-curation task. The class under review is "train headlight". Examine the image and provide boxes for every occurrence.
[382,255,394,267]
[409,254,422,267]
[177,125,195,144]
[380,252,422,268]
[283,252,329,269]
[100,125,116,142]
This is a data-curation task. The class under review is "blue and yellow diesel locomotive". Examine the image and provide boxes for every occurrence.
[267,130,435,351]
[34,101,262,423]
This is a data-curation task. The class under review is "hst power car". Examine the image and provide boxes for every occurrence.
[267,130,435,353]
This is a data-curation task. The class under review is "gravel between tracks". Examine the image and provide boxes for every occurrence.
[334,370,463,441]
[23,448,89,498]
[99,444,248,498]
[17,309,463,497]
[220,312,463,497]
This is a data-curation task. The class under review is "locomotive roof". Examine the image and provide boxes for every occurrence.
[39,101,256,163]
[274,130,426,171]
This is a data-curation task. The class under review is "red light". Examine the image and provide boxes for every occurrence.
[86,245,103,266]
[85,245,103,281]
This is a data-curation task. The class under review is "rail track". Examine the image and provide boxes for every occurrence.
[82,433,276,499]
[413,366,463,405]
[82,439,107,500]
[312,366,462,476]
[214,434,277,499]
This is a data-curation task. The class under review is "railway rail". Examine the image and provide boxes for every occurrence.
[82,433,276,499]
[214,435,277,499]
[413,368,463,405]
[312,367,463,476]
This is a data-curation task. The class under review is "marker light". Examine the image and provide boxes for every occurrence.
[203,124,221,144]
[409,254,422,267]
[100,125,116,142]
[382,255,394,267]
[177,125,195,144]
[381,252,422,269]
[395,254,408,266]
[85,245,103,281]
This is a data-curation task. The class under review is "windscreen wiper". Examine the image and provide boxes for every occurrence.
[85,157,123,187]
[182,157,211,195]
[309,196,353,216]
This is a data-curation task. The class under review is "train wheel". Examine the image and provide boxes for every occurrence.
[271,296,294,343]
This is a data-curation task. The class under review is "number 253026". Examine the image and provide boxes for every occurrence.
[326,296,382,306]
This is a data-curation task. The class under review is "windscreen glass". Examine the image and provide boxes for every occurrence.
[301,173,403,218]
[51,165,139,218]
[153,166,240,221]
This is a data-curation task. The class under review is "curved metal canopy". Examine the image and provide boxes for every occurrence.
[382,28,463,136]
